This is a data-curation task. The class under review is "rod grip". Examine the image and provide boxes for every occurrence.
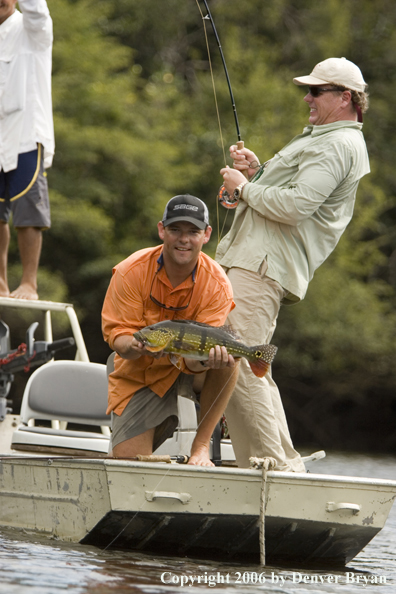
[236,140,249,178]
[48,337,75,352]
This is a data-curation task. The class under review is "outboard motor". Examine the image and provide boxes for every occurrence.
[0,320,74,422]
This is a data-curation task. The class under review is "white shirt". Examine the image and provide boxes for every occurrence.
[0,0,54,172]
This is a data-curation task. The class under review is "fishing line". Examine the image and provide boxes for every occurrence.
[195,0,229,243]
[102,462,175,551]
[195,0,227,169]
[194,361,239,434]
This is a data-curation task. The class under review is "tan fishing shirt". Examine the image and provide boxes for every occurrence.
[216,121,370,301]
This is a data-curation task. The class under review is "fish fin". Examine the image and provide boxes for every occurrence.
[176,319,213,328]
[249,359,270,378]
[220,325,241,340]
[249,344,278,378]
[144,345,166,353]
[176,319,241,340]
[169,354,184,370]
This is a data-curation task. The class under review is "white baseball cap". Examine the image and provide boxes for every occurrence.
[293,57,367,93]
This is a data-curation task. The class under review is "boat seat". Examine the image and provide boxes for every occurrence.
[11,426,110,455]
[11,360,111,456]
[11,358,201,458]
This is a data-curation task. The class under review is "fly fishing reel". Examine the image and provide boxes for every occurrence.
[218,180,248,209]
[217,184,239,209]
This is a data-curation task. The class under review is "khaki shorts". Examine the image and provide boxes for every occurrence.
[110,373,195,451]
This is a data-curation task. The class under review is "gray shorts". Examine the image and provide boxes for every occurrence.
[0,145,51,229]
[110,373,195,451]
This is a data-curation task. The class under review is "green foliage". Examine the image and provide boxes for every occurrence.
[7,0,396,436]
[276,266,396,390]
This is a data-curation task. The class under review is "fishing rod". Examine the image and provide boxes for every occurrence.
[198,0,247,209]
[0,454,190,464]
[200,0,242,146]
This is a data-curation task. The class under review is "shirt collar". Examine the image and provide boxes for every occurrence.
[157,253,197,282]
[0,10,20,38]
[304,120,363,137]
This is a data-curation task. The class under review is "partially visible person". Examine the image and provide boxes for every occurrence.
[217,57,370,471]
[102,195,238,467]
[0,0,54,300]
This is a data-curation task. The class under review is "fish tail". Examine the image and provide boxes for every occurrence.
[248,344,278,378]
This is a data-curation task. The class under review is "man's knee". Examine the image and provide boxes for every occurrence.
[111,427,156,458]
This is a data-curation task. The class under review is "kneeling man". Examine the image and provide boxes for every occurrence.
[102,195,238,466]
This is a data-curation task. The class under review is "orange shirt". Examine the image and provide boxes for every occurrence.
[102,245,235,415]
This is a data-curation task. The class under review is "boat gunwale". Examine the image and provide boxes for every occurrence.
[1,455,396,489]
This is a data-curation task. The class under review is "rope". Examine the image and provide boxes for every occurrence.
[24,350,37,373]
[0,343,37,373]
[249,456,277,565]
[0,343,27,367]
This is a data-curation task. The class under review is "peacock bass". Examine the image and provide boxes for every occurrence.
[134,320,277,378]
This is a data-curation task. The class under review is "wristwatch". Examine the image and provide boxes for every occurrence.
[233,180,248,201]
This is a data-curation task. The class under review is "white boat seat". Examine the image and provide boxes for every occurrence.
[18,360,110,426]
[11,358,201,458]
[14,427,110,439]
[11,360,111,456]
[12,426,110,455]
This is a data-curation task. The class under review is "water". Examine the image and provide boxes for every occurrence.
[0,452,395,594]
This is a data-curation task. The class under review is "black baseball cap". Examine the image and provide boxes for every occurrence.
[162,195,210,230]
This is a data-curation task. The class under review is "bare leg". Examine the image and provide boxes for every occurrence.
[110,427,156,458]
[0,222,10,297]
[189,363,239,467]
[10,227,42,300]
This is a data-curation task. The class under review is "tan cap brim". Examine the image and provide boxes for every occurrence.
[293,75,331,86]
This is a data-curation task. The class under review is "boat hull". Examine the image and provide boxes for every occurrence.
[0,457,395,567]
[82,510,379,567]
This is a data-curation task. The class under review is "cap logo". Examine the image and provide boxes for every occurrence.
[162,194,209,230]
[174,204,198,211]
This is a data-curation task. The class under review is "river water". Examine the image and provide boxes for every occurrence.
[0,452,395,594]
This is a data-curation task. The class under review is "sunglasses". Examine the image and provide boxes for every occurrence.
[149,270,195,311]
[308,86,345,97]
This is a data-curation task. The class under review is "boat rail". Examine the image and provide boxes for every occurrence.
[0,297,89,362]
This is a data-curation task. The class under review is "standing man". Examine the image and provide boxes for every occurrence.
[0,0,54,300]
[217,58,370,471]
[102,195,238,467]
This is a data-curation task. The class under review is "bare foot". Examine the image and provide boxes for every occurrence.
[188,444,214,467]
[0,279,10,297]
[10,284,38,300]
